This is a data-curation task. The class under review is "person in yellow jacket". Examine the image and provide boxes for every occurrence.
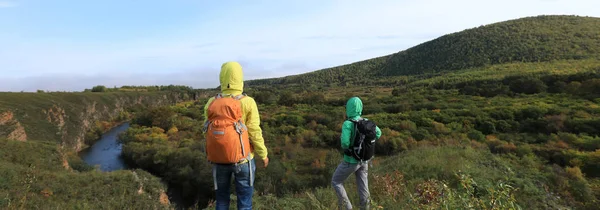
[203,61,269,210]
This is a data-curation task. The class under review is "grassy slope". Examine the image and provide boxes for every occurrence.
[203,146,584,210]
[381,15,600,75]
[0,139,169,209]
[405,58,600,88]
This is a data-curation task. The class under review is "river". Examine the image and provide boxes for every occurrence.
[78,123,130,172]
[78,122,189,209]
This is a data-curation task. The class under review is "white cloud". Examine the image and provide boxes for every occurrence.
[0,1,16,8]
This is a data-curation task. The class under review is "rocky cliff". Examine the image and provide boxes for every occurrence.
[0,111,27,141]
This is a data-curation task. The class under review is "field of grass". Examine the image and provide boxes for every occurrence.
[202,146,595,209]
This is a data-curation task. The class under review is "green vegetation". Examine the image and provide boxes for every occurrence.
[0,91,193,150]
[248,15,600,86]
[204,146,576,210]
[0,91,197,209]
[91,85,108,92]
[85,85,199,95]
[0,139,170,209]
[2,14,600,209]
[247,55,390,87]
[121,75,600,208]
[380,15,600,76]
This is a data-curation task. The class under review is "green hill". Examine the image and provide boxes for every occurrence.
[247,15,600,87]
[381,15,600,76]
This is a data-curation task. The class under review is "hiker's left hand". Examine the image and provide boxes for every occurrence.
[263,157,269,168]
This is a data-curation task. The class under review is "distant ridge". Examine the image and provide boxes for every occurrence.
[247,15,600,86]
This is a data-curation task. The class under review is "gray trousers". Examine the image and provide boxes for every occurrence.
[331,161,370,210]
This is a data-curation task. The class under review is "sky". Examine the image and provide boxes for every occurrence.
[1,0,599,92]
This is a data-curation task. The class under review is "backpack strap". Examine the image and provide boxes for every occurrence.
[202,120,210,133]
[205,93,247,133]
[234,93,246,100]
[215,93,246,100]
[348,117,364,123]
[348,119,358,148]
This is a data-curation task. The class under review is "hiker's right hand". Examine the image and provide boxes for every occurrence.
[263,157,269,168]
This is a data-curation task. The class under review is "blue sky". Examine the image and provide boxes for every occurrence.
[1,0,599,91]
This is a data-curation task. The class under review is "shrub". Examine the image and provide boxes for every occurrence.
[468,130,485,142]
[91,85,107,92]
[507,76,547,94]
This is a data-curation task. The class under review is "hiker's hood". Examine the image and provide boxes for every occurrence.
[345,97,363,118]
[219,61,244,95]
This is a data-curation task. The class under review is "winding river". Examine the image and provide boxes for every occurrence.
[78,123,130,172]
[78,122,189,209]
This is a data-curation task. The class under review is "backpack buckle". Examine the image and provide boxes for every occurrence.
[234,122,243,134]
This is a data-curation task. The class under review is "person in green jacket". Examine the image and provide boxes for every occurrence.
[332,96,382,210]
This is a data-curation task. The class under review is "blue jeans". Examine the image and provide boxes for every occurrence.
[213,158,256,210]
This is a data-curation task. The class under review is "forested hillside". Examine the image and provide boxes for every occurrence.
[380,15,600,76]
[247,15,600,86]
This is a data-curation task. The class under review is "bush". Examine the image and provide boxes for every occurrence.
[398,120,418,132]
[477,121,497,134]
[278,91,299,106]
[507,76,548,94]
[91,85,107,92]
[468,130,486,142]
[412,128,432,141]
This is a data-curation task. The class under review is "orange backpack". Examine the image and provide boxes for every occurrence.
[204,93,252,164]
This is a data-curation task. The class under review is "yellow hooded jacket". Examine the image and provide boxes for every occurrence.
[203,61,268,161]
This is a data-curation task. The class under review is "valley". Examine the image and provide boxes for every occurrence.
[1,15,600,209]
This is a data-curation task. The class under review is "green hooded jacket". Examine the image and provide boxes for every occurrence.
[341,97,382,164]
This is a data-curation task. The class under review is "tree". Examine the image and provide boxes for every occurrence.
[507,77,547,94]
[91,85,107,92]
[392,87,408,96]
[278,91,298,106]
